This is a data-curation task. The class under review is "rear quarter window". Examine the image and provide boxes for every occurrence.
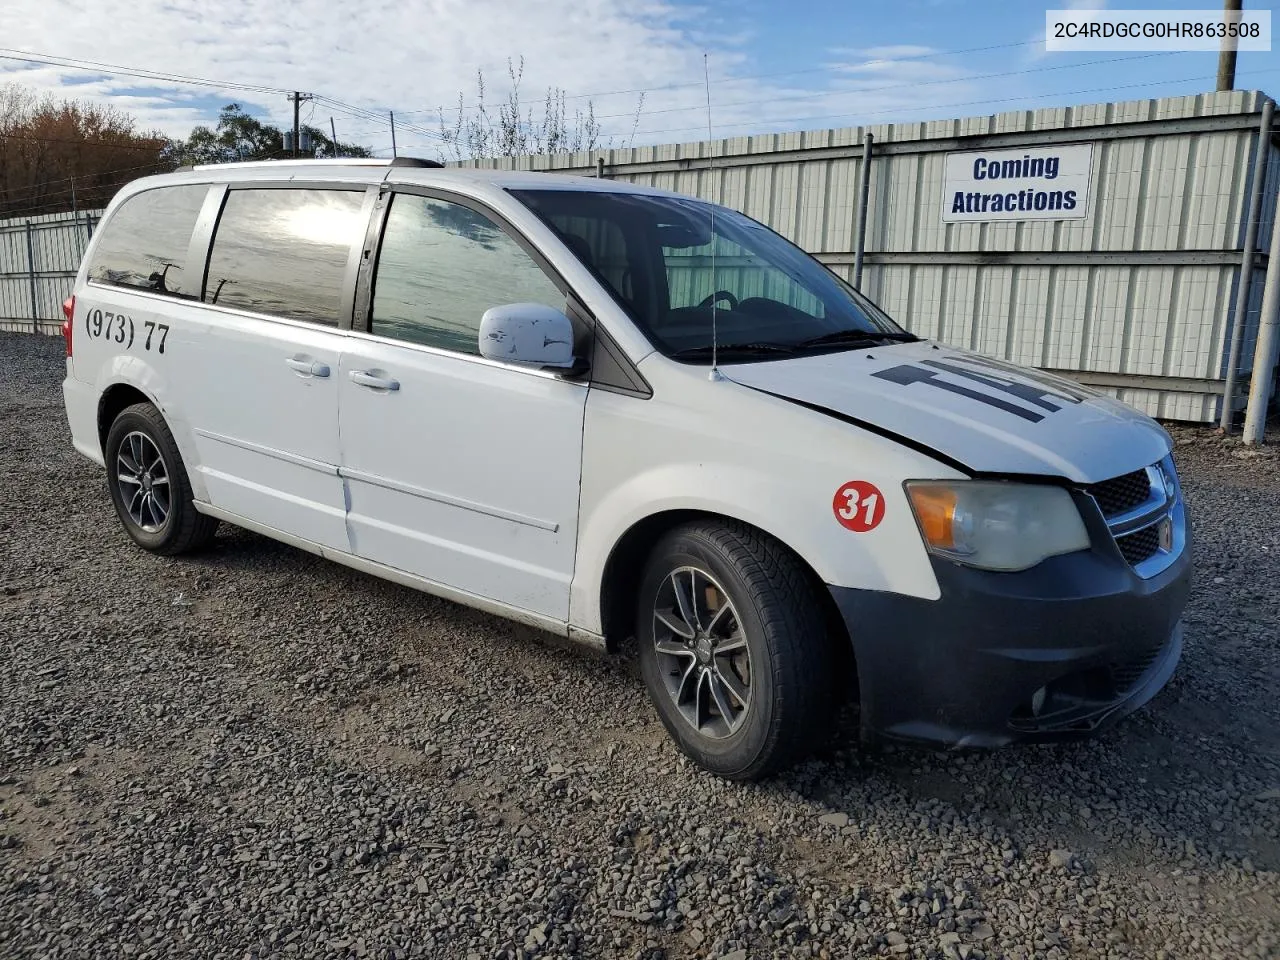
[86,185,209,297]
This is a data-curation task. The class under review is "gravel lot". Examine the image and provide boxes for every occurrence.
[1,330,1278,960]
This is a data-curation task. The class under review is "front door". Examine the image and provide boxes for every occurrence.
[338,190,587,621]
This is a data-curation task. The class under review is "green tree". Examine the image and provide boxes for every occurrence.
[171,104,371,165]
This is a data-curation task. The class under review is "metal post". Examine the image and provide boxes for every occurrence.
[25,220,38,334]
[1242,165,1280,444]
[1221,97,1273,431]
[330,117,339,158]
[852,131,874,290]
[1217,0,1243,91]
[292,91,301,159]
[390,111,398,159]
[596,156,605,178]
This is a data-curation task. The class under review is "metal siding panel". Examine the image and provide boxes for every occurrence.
[796,161,829,253]
[1097,138,1147,252]
[1138,135,1192,250]
[1087,268,1132,371]
[741,162,774,227]
[1009,266,1051,366]
[874,264,911,321]
[824,159,857,251]
[881,150,916,253]
[771,162,800,242]
[942,267,977,349]
[914,153,947,253]
[721,165,749,215]
[906,265,945,340]
[1125,267,1176,376]
[1044,267,1090,369]
[974,265,1014,357]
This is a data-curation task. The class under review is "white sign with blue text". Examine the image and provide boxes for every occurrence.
[941,143,1093,222]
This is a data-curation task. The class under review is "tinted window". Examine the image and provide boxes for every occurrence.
[370,194,564,355]
[205,189,365,325]
[513,189,906,361]
[87,185,207,297]
[543,214,633,302]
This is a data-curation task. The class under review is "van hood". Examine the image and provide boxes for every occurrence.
[722,341,1171,484]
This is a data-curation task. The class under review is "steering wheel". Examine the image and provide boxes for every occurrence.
[699,290,739,310]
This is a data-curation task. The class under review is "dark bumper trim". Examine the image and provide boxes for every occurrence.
[830,521,1192,749]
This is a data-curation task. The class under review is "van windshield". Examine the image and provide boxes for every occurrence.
[510,189,914,362]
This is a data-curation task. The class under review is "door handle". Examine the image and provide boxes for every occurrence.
[349,370,400,392]
[286,357,331,378]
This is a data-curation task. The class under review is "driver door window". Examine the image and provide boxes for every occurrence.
[370,194,565,355]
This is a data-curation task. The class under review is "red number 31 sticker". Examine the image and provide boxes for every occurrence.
[832,480,885,532]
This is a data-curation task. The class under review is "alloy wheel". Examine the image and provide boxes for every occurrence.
[652,566,752,739]
[116,431,171,533]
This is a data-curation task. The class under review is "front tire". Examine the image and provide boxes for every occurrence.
[636,520,837,780]
[105,402,218,555]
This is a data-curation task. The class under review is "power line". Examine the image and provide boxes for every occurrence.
[1,188,117,220]
[596,66,1280,141]
[0,160,171,203]
[315,96,447,142]
[0,131,168,151]
[0,48,291,96]
[585,51,1186,123]
[394,38,1050,116]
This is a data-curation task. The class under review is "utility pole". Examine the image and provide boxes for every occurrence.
[288,91,314,158]
[1217,0,1243,91]
[330,117,339,158]
[389,111,398,159]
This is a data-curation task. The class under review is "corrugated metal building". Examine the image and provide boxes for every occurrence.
[459,89,1279,423]
[0,208,101,335]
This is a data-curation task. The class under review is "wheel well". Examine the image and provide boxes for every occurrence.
[598,510,855,687]
[97,384,152,452]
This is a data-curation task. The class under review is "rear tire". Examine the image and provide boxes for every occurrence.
[636,520,837,780]
[105,402,218,555]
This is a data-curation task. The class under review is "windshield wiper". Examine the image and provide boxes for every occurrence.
[669,342,799,360]
[795,329,920,350]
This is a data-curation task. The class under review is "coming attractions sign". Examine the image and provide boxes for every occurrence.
[941,143,1093,222]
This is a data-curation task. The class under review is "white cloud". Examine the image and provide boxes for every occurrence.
[0,0,999,156]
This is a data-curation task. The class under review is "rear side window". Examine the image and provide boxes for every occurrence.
[369,194,564,355]
[205,188,366,325]
[87,185,207,297]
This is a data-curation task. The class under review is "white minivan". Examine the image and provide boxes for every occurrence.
[62,158,1191,779]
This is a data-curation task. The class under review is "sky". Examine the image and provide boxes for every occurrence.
[2,0,1278,160]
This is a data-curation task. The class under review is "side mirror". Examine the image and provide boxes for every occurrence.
[479,303,578,370]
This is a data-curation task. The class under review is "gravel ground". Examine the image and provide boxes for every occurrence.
[1,330,1278,960]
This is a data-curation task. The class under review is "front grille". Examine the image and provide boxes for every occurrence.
[1116,524,1161,565]
[1086,468,1151,517]
[1109,641,1166,694]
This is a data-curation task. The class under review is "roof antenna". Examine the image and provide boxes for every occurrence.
[704,53,724,383]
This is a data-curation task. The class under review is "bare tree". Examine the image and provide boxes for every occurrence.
[0,84,170,219]
[438,58,632,161]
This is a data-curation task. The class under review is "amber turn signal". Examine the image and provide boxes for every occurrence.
[906,485,958,549]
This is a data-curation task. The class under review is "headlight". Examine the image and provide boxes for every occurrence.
[905,481,1090,572]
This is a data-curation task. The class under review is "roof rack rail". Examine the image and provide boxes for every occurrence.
[176,157,445,172]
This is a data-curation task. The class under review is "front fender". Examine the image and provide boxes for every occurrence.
[570,377,961,637]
